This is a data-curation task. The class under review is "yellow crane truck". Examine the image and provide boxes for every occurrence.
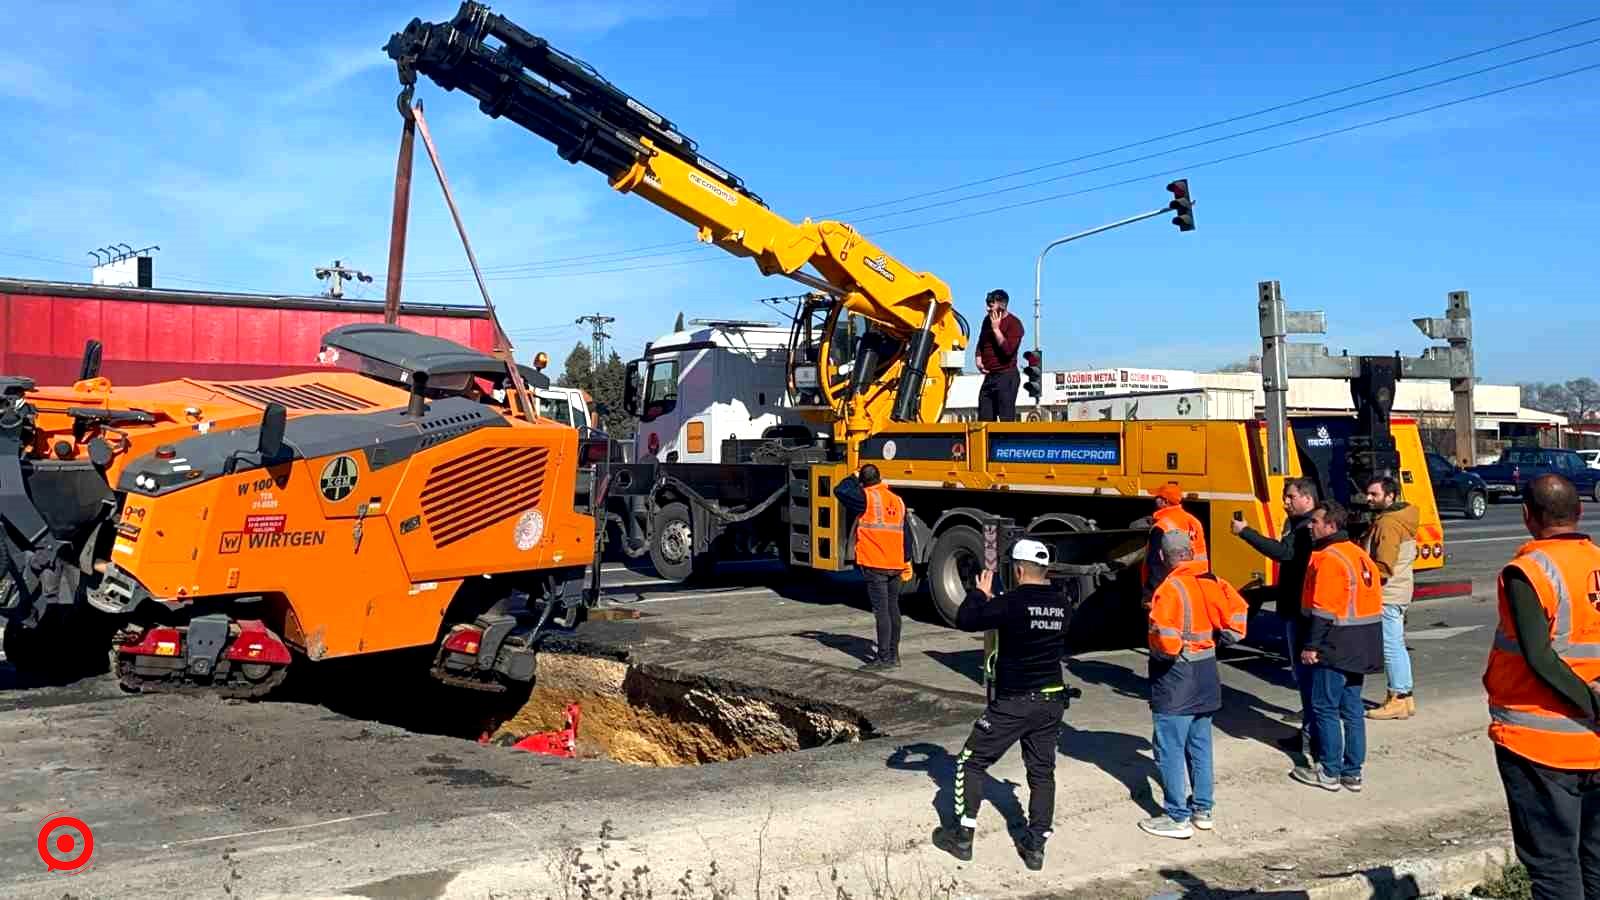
[385,3,1465,647]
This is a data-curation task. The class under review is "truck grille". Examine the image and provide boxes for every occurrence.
[206,382,377,411]
[420,446,549,549]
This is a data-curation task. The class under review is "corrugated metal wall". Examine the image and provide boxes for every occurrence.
[1,291,498,386]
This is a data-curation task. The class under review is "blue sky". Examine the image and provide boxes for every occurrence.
[1,1,1596,383]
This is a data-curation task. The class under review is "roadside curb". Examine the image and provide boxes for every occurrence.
[1295,840,1514,900]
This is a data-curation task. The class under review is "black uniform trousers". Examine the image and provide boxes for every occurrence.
[863,567,903,662]
[977,369,1020,422]
[1497,743,1600,900]
[955,692,1065,841]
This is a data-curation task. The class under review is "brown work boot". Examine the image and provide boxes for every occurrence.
[1403,693,1417,717]
[1367,692,1411,720]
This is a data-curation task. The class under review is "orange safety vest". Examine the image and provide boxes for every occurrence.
[1148,560,1248,660]
[1301,540,1384,627]
[854,482,907,571]
[1483,536,1600,770]
[1143,504,1210,591]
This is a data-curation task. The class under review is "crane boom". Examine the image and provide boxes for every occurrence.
[384,1,967,443]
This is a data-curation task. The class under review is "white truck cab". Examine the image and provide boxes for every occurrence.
[624,320,811,463]
[533,386,594,430]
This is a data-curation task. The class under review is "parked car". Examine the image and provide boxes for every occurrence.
[1425,451,1488,520]
[1469,446,1600,503]
[1579,449,1600,470]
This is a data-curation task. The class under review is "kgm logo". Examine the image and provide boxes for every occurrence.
[218,532,243,555]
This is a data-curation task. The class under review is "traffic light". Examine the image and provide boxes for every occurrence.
[1167,179,1194,232]
[1022,349,1043,400]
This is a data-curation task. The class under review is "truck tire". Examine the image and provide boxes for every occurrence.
[649,502,714,582]
[1465,490,1487,520]
[928,525,984,628]
[1592,481,1600,504]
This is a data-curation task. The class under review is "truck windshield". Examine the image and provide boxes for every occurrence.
[538,396,573,425]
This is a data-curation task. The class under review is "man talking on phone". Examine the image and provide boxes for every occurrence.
[975,289,1024,422]
[931,538,1067,872]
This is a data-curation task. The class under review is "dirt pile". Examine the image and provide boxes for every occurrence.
[492,652,868,766]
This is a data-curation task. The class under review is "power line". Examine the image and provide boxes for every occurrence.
[820,14,1600,218]
[354,56,1600,286]
[848,34,1600,225]
[868,59,1600,237]
[364,13,1600,279]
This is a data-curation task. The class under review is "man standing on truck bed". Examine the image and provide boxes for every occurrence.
[1231,476,1320,765]
[833,464,913,671]
[931,538,1067,871]
[975,289,1024,422]
[1362,476,1420,721]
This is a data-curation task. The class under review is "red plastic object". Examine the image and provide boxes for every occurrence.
[508,703,582,758]
[118,626,183,657]
[222,619,293,665]
[442,625,483,656]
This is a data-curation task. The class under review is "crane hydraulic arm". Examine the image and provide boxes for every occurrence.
[384,2,967,443]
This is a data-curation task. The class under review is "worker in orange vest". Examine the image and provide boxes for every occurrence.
[1484,474,1600,900]
[1137,529,1249,840]
[834,463,914,671]
[1292,499,1384,793]
[1143,482,1210,602]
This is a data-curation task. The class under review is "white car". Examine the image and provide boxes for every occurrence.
[1580,449,1600,470]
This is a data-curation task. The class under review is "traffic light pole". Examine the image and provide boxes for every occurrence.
[1030,183,1194,415]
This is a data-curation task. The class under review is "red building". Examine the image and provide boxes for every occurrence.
[0,277,497,386]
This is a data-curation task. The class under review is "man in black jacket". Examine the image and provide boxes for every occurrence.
[1292,500,1385,792]
[931,538,1067,872]
[1231,476,1319,763]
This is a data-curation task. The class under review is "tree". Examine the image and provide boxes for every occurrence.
[555,342,634,438]
[1567,377,1600,425]
[557,342,592,389]
[1213,355,1261,374]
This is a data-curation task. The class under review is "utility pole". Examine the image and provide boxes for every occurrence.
[575,313,615,371]
[315,259,373,299]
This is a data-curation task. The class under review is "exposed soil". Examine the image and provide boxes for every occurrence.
[491,652,870,766]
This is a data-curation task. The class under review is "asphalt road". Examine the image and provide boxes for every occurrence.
[0,502,1536,897]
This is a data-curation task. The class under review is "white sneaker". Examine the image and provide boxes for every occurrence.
[1138,815,1194,839]
[1191,809,1213,831]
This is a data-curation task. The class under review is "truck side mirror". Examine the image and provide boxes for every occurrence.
[258,402,287,459]
[623,360,644,417]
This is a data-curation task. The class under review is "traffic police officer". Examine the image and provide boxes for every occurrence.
[931,538,1067,871]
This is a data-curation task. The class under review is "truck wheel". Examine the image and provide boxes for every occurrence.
[928,525,984,628]
[1593,482,1600,504]
[649,502,714,582]
[1466,490,1487,520]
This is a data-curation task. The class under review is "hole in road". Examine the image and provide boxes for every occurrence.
[487,653,875,767]
[286,648,875,768]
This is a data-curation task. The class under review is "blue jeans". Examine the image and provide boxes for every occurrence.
[1310,667,1366,779]
[1152,712,1214,822]
[1381,604,1414,694]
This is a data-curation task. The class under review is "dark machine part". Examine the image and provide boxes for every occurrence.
[892,327,936,423]
[384,1,762,205]
[431,573,591,691]
[1347,354,1402,508]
